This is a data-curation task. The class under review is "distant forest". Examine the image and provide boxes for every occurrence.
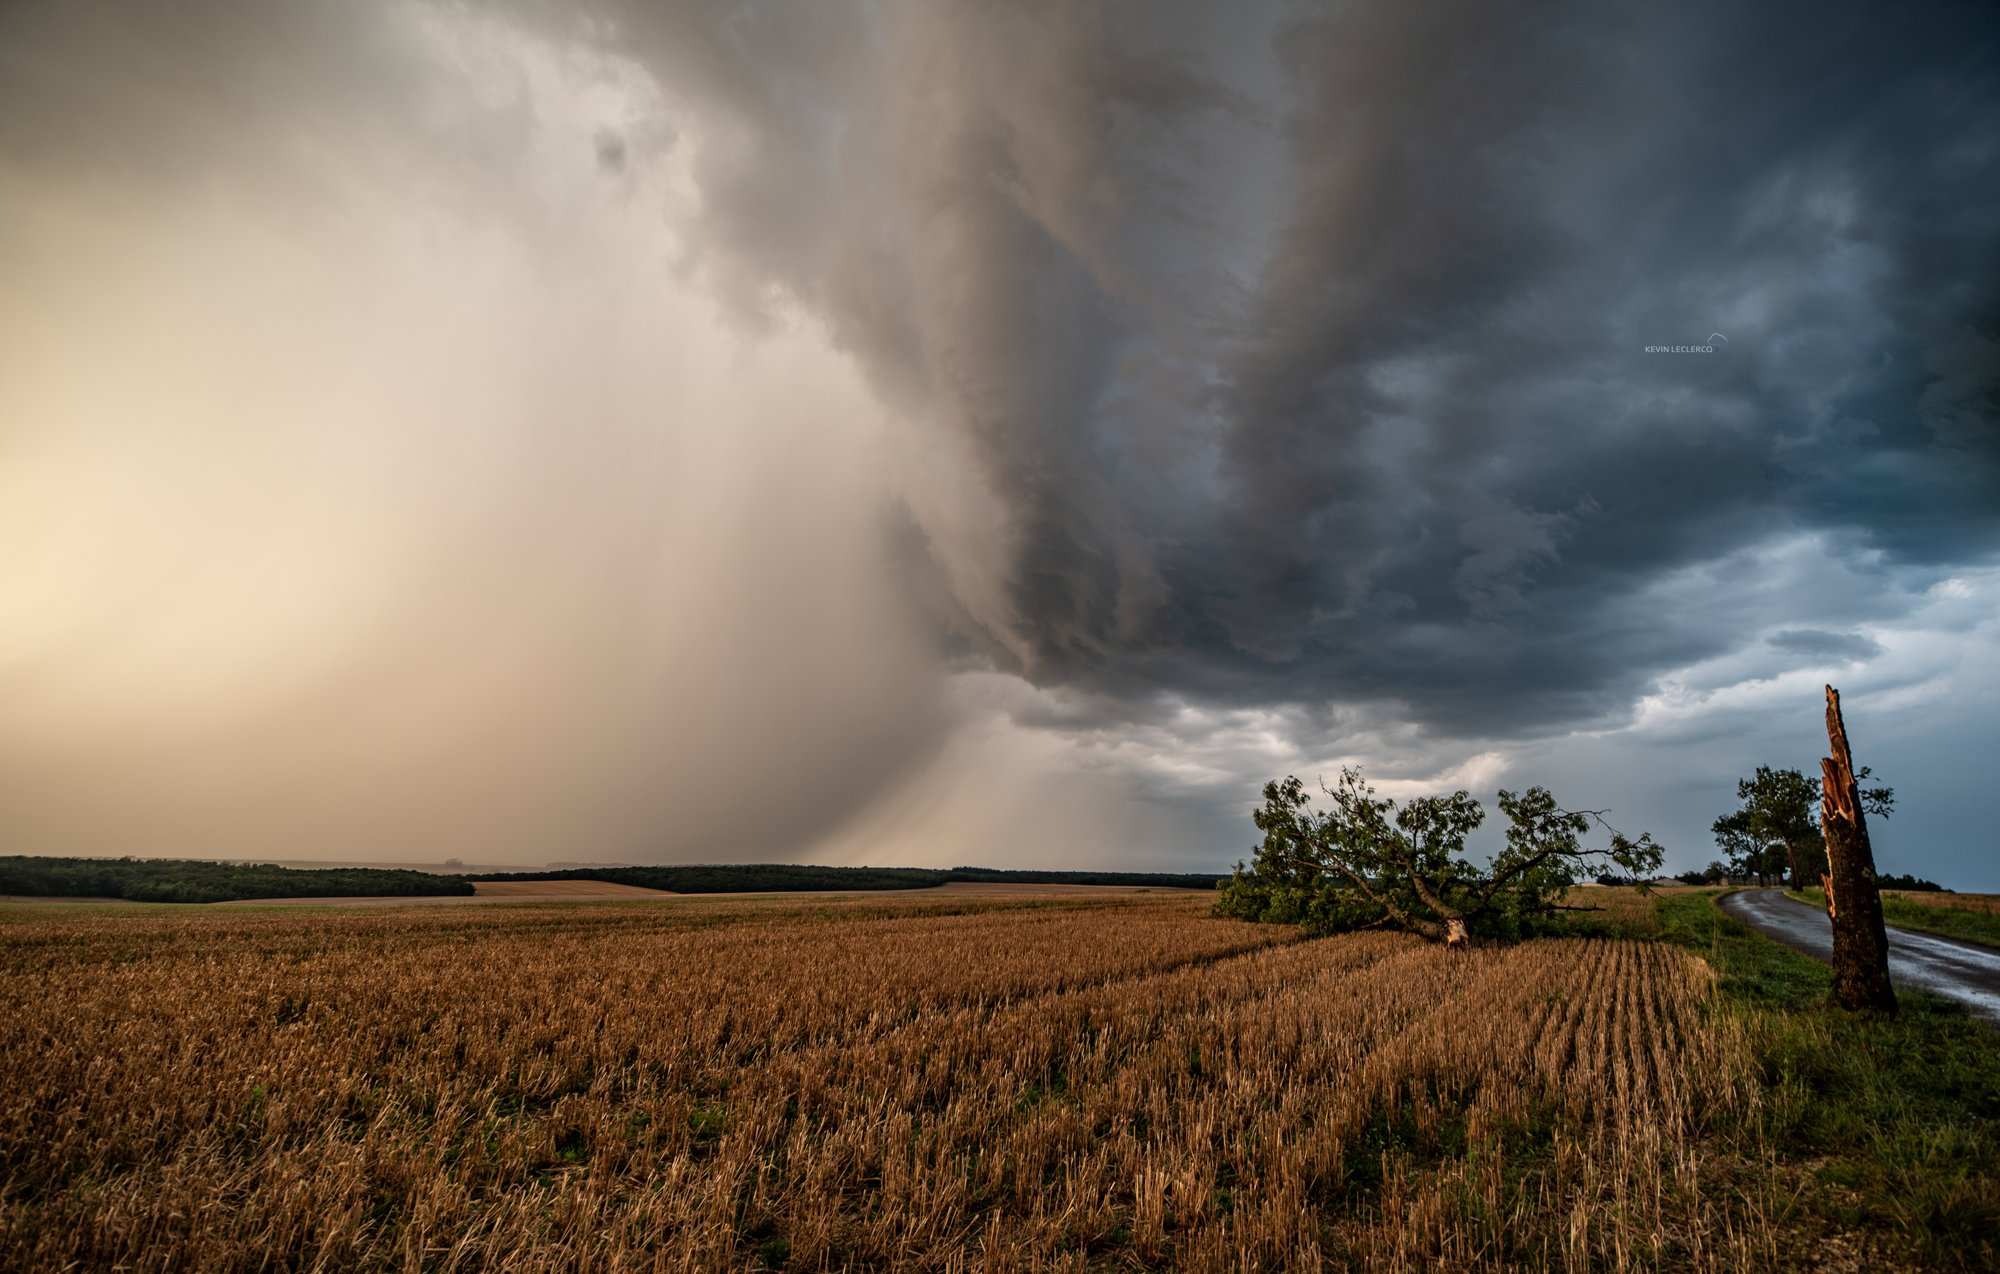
[0,857,1223,904]
[0,857,475,904]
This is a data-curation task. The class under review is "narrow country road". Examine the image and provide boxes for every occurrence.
[1720,888,2000,1024]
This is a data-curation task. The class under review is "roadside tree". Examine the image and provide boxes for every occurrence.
[1714,764,1894,889]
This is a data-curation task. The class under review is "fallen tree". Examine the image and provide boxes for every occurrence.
[1214,768,1662,942]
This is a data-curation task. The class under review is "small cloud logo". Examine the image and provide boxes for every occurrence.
[1644,330,1726,354]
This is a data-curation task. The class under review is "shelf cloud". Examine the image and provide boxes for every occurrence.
[2,1,1996,882]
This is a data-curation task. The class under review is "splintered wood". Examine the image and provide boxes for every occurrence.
[1819,685,1896,1012]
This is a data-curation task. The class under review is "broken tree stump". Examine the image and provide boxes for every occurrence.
[1820,685,1896,1013]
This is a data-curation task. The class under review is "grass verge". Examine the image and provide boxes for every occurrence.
[1658,891,2000,1271]
[1784,886,2000,950]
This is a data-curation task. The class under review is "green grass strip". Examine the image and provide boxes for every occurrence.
[1657,891,2000,1270]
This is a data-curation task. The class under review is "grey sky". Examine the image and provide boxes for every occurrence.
[1,1,1995,886]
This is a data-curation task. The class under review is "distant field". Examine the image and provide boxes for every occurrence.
[0,856,1227,906]
[1887,889,2000,915]
[464,864,1229,894]
[215,881,1201,908]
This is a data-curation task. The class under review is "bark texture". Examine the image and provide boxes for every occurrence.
[1819,685,1896,1013]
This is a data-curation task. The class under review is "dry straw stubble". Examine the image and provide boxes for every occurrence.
[0,892,1765,1270]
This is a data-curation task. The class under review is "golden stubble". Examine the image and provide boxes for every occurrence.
[0,894,1766,1271]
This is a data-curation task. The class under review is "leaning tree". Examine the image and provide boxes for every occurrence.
[1214,768,1662,944]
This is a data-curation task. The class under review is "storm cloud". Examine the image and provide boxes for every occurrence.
[2,1,1996,880]
[569,0,2000,722]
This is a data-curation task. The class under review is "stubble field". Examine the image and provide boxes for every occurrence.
[3,892,1779,1270]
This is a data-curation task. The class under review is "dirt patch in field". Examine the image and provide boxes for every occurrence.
[212,881,680,906]
[618,882,1209,900]
[471,880,675,898]
[211,885,676,908]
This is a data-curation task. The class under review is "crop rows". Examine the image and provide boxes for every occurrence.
[0,894,1764,1270]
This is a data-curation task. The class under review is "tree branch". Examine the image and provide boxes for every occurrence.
[1467,807,1638,920]
[1281,849,1443,941]
[1322,777,1460,926]
[1393,844,1460,922]
[1468,846,1568,919]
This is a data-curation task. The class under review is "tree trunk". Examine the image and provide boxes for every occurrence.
[1819,685,1896,1013]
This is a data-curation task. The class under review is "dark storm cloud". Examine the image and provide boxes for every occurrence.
[553,0,2000,738]
[538,1,1260,677]
[4,0,1997,872]
[1180,0,2000,733]
[1767,630,1885,663]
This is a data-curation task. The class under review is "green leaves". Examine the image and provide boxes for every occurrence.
[1215,768,1662,942]
[1713,765,1838,885]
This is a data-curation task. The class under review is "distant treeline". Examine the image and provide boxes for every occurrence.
[1877,873,1946,892]
[0,857,1224,904]
[1665,865,1946,890]
[0,857,475,904]
[464,865,1227,893]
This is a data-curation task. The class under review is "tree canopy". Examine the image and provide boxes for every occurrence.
[1213,768,1662,942]
[1713,765,1893,888]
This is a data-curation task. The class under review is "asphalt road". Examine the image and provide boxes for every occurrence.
[1720,888,2000,1024]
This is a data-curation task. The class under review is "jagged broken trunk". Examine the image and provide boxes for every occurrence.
[1819,685,1896,1013]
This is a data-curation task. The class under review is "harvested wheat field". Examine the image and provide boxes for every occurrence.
[1885,891,2000,916]
[2,893,1782,1270]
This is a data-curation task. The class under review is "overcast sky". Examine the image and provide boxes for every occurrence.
[2,1,1996,886]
